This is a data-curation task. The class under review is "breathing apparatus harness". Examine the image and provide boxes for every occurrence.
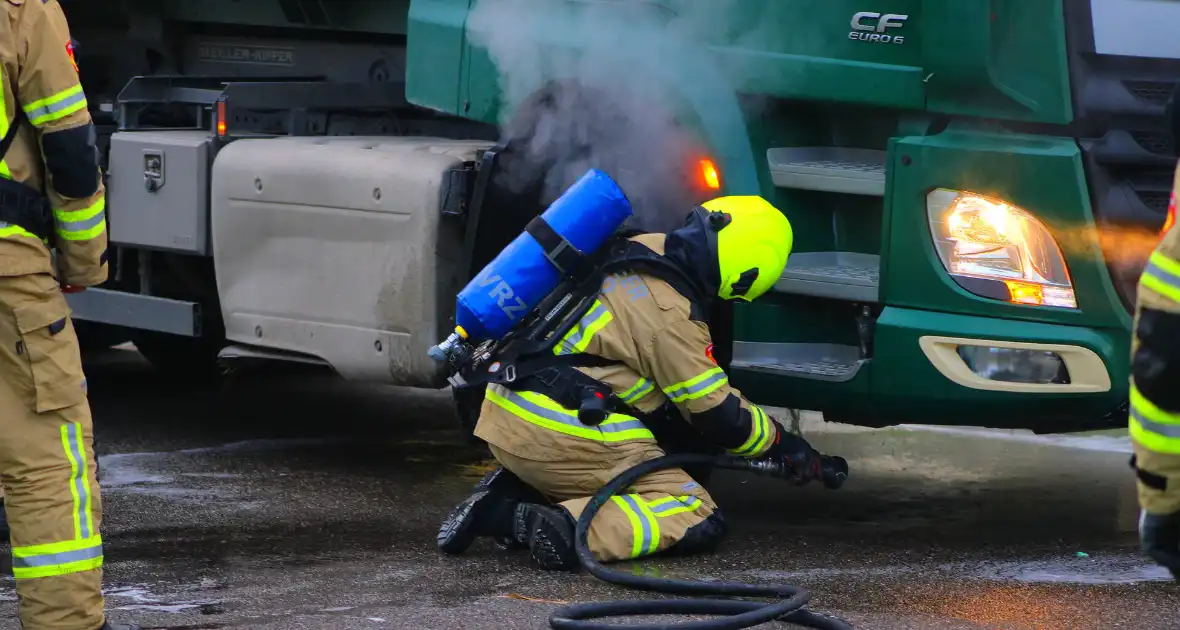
[0,107,53,242]
[446,216,710,425]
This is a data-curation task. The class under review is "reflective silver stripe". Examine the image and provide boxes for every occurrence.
[1145,259,1180,291]
[620,494,653,553]
[1131,406,1180,438]
[664,370,728,402]
[58,211,105,234]
[64,423,92,539]
[620,378,654,404]
[25,89,86,124]
[650,497,701,514]
[500,389,650,435]
[555,303,609,356]
[12,543,102,568]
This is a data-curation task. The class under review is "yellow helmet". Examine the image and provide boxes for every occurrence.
[699,196,793,302]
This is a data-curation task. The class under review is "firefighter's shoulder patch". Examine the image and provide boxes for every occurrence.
[705,343,716,365]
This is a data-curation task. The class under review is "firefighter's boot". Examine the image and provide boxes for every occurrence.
[437,466,542,554]
[515,503,579,571]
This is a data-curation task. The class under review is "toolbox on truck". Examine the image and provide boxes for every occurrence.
[107,130,216,256]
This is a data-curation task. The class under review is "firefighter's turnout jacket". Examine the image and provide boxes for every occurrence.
[0,0,106,284]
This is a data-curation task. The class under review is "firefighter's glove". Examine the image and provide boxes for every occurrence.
[764,428,848,490]
[1140,509,1180,582]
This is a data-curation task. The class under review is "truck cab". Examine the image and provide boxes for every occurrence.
[63,0,1178,432]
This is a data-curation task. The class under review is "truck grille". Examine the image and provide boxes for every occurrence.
[1063,3,1180,310]
[1129,131,1174,158]
[1123,80,1176,106]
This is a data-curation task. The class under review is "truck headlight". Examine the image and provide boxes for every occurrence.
[927,189,1077,309]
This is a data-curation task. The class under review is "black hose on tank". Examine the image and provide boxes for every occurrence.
[548,453,854,630]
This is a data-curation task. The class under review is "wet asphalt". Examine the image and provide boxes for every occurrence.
[1,348,1178,630]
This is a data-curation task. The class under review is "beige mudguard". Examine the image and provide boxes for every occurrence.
[211,136,493,386]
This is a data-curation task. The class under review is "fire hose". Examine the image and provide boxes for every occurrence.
[548,453,855,630]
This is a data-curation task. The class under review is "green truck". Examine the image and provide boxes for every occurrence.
[63,0,1177,433]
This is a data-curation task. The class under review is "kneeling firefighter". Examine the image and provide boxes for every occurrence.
[433,169,848,571]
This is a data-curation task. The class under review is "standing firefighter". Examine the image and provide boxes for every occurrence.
[0,1,138,629]
[437,196,847,570]
[1130,158,1180,583]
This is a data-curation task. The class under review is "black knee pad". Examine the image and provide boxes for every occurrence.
[664,510,728,556]
[1133,308,1180,412]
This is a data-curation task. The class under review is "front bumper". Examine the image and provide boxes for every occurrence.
[731,306,1129,431]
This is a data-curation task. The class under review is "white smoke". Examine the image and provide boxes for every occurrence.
[465,0,771,233]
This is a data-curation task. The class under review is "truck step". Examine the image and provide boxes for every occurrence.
[730,342,866,382]
[774,252,880,302]
[766,147,887,196]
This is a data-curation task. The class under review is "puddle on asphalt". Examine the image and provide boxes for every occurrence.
[972,555,1175,584]
[105,583,224,614]
[743,553,1172,586]
[96,438,344,502]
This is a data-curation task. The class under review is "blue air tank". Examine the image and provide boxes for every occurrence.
[453,168,633,343]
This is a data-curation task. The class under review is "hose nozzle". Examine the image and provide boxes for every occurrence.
[738,453,849,490]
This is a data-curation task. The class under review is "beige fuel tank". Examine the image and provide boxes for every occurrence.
[210,135,493,386]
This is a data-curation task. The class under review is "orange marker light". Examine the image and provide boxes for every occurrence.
[216,100,227,136]
[1005,280,1044,306]
[698,158,721,190]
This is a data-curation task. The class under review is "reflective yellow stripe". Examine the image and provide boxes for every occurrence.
[14,556,103,579]
[647,495,703,519]
[0,62,9,178]
[554,300,614,356]
[729,405,773,456]
[486,384,655,443]
[1140,251,1180,303]
[11,535,103,580]
[1129,384,1180,455]
[55,197,106,241]
[24,84,87,127]
[663,367,728,403]
[60,422,95,539]
[57,218,105,241]
[612,494,659,558]
[0,223,40,240]
[611,496,646,558]
[619,378,654,405]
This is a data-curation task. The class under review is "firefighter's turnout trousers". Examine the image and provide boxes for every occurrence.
[481,394,718,562]
[0,273,104,630]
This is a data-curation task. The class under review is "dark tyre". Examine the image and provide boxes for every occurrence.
[129,253,227,380]
[130,330,226,381]
[74,321,132,353]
